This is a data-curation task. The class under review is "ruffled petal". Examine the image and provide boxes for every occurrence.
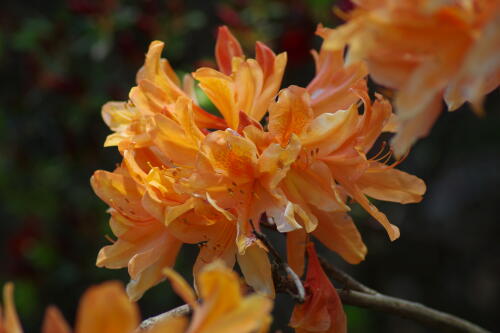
[199,130,258,183]
[193,68,239,129]
[268,86,313,146]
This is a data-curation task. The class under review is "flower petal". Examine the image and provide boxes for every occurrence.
[290,243,346,333]
[42,307,71,333]
[163,268,198,309]
[2,283,22,333]
[312,211,367,265]
[237,243,275,297]
[287,228,307,276]
[201,295,273,333]
[215,26,244,76]
[358,162,426,204]
[268,86,313,146]
[193,68,239,129]
[75,281,140,333]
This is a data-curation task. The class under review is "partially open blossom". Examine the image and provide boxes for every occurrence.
[150,261,273,333]
[290,243,346,333]
[193,26,287,129]
[323,0,500,155]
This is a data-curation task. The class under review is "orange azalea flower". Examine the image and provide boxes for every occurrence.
[290,243,346,333]
[101,38,226,150]
[174,124,304,296]
[323,0,500,155]
[150,261,273,333]
[93,26,288,299]
[3,263,270,332]
[269,85,425,244]
[1,281,139,333]
[178,30,369,279]
[93,24,424,301]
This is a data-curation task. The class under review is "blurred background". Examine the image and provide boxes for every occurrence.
[1,0,499,332]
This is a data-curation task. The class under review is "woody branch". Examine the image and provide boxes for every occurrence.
[138,232,490,333]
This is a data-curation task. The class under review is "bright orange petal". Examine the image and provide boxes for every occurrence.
[193,68,239,129]
[189,262,243,332]
[42,306,71,333]
[259,135,301,195]
[215,26,244,76]
[312,211,366,265]
[192,220,238,284]
[287,228,307,276]
[126,232,182,301]
[75,281,140,333]
[268,86,313,146]
[341,180,400,241]
[290,243,346,333]
[163,268,198,309]
[237,243,275,297]
[2,283,22,333]
[358,162,426,204]
[91,169,151,222]
[307,40,367,116]
[199,130,258,183]
[201,295,272,333]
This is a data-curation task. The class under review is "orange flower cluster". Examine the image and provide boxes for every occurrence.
[1,262,272,333]
[91,26,426,303]
[324,0,500,155]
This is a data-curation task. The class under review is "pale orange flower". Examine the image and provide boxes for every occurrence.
[101,38,225,150]
[270,85,425,243]
[93,25,425,301]
[290,243,346,333]
[150,261,273,333]
[323,0,500,155]
[93,28,288,299]
[1,281,140,333]
[3,263,270,332]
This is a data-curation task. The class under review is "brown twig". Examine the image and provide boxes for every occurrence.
[138,240,489,332]
[338,289,490,333]
[137,258,490,333]
[317,254,490,333]
[318,255,377,295]
[249,219,305,303]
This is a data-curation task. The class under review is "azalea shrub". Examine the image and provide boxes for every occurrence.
[1,0,500,332]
